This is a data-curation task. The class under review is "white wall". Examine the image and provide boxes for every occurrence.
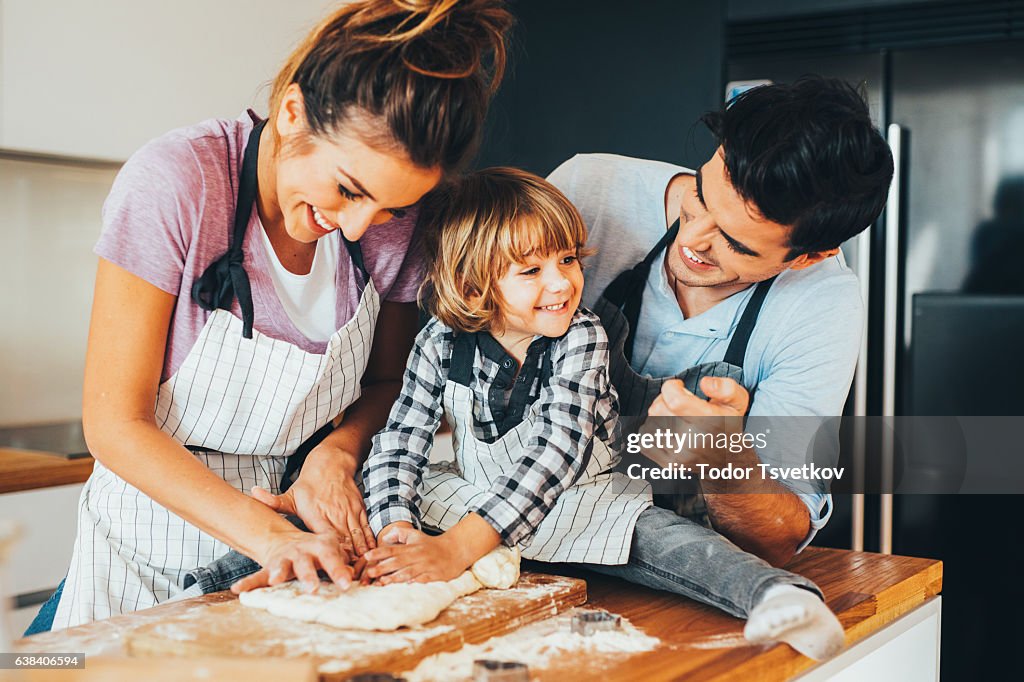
[0,0,345,425]
[1,0,341,160]
[0,157,117,424]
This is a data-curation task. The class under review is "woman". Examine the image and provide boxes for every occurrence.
[32,0,512,631]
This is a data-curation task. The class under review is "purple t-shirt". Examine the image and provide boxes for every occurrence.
[96,112,424,382]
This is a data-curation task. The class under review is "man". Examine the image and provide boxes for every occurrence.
[549,77,893,566]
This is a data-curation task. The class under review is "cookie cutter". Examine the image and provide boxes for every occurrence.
[472,659,530,682]
[571,609,622,636]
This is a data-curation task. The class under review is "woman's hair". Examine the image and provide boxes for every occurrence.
[420,167,591,334]
[269,0,512,174]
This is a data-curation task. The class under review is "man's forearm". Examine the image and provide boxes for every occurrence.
[697,446,810,566]
[702,487,809,566]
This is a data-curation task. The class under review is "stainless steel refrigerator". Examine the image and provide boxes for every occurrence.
[727,11,1024,679]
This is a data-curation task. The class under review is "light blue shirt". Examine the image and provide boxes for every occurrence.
[550,153,865,548]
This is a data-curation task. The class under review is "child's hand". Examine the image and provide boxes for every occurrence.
[363,527,468,584]
[377,520,415,546]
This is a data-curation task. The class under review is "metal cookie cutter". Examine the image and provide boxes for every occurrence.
[571,609,622,636]
[472,659,530,682]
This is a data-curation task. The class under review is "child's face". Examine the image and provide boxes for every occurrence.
[492,248,584,347]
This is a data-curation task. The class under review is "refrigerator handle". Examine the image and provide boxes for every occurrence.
[880,123,904,555]
[851,225,871,551]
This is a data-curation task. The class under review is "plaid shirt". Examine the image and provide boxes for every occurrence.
[363,307,620,545]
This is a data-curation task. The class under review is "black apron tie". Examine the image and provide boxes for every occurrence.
[722,273,776,367]
[190,119,266,339]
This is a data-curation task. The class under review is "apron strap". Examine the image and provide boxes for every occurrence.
[449,331,476,386]
[341,233,369,284]
[721,275,777,368]
[190,119,266,339]
[278,421,335,494]
[603,219,680,308]
[619,219,680,362]
[448,331,554,397]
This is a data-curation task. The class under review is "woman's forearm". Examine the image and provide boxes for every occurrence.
[84,415,299,563]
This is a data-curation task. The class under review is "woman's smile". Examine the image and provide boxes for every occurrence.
[308,204,339,237]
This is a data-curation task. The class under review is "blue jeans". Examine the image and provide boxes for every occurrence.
[23,578,65,636]
[578,506,820,618]
[183,550,262,593]
[188,507,819,620]
[182,515,310,594]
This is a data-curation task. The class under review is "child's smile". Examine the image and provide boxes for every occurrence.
[491,249,584,359]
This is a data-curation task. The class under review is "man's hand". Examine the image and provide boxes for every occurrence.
[645,376,810,565]
[649,376,749,418]
[644,377,750,468]
[363,526,470,584]
[251,444,376,556]
[230,528,356,594]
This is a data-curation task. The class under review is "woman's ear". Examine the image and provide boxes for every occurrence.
[276,83,307,139]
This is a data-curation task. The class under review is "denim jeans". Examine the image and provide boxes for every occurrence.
[188,508,820,619]
[23,578,65,636]
[183,551,262,593]
[578,506,821,618]
[182,515,311,594]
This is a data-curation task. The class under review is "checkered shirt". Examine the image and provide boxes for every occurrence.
[363,307,621,544]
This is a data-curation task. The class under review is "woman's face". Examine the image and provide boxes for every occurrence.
[268,86,442,244]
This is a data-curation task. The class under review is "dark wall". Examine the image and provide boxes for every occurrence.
[727,0,950,21]
[477,1,724,176]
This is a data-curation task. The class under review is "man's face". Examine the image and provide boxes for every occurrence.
[667,147,822,289]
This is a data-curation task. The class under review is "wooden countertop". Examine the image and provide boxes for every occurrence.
[554,547,942,681]
[17,547,941,681]
[0,447,94,494]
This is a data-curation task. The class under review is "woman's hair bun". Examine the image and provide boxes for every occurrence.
[346,0,512,95]
[271,0,514,173]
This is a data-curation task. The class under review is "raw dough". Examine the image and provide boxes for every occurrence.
[471,545,520,589]
[240,571,482,631]
[238,546,522,630]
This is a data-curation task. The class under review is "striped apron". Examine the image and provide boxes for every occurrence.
[590,219,774,523]
[52,121,381,629]
[419,333,651,565]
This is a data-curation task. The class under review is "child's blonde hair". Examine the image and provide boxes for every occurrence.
[420,167,591,334]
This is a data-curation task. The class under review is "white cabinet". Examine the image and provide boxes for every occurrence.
[0,484,82,636]
[0,484,82,598]
[0,0,338,161]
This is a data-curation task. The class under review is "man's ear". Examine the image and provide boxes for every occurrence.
[787,247,840,270]
[276,83,307,138]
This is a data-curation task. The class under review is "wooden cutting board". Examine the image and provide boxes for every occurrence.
[126,572,586,680]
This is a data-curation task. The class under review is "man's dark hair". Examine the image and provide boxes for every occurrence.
[702,76,894,260]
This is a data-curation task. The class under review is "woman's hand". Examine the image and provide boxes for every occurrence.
[231,527,356,594]
[251,443,376,556]
[362,526,469,584]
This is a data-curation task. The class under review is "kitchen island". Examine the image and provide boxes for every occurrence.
[16,547,941,681]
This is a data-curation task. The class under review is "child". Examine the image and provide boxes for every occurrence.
[360,167,846,660]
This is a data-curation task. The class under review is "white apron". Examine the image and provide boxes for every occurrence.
[419,337,651,565]
[52,119,381,628]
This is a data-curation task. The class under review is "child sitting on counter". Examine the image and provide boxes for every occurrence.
[357,168,845,660]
